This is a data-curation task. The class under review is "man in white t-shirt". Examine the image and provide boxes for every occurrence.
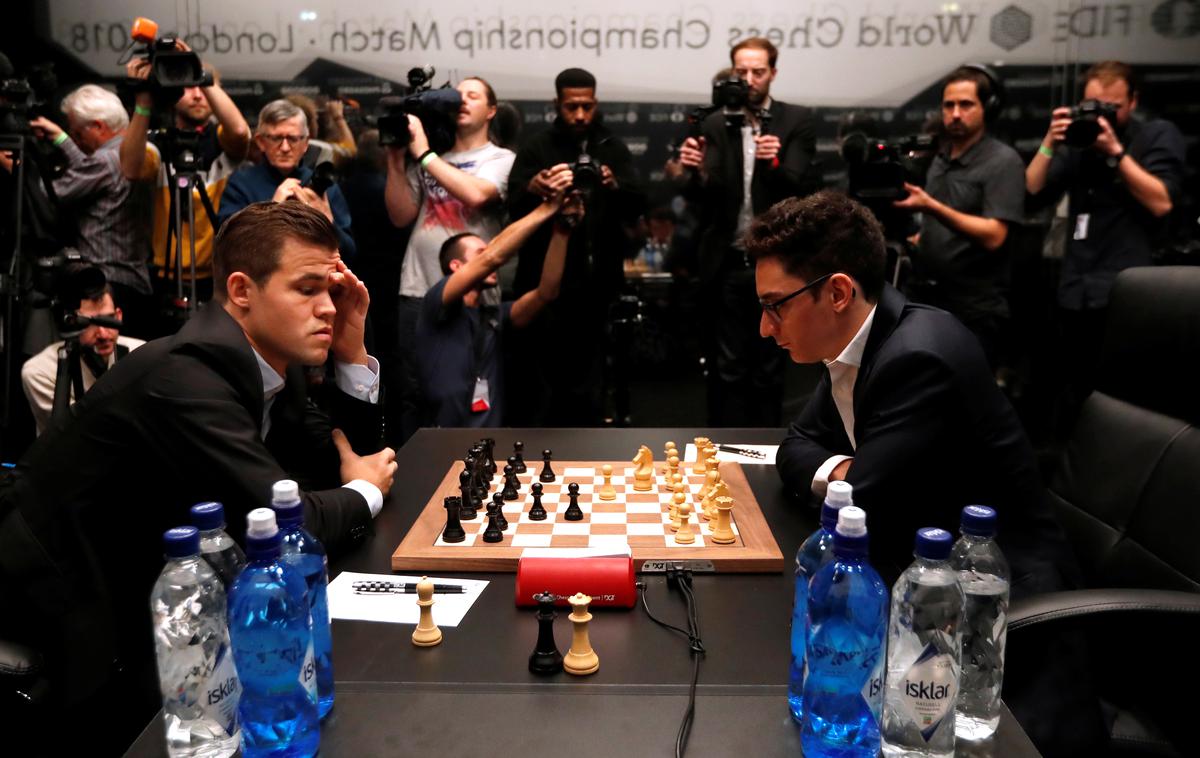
[384,76,515,441]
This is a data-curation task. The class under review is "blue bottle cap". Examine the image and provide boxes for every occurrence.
[960,505,998,537]
[190,502,226,531]
[914,527,953,560]
[163,526,200,558]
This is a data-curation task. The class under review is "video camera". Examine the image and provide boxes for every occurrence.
[121,18,212,101]
[376,65,461,154]
[841,132,938,202]
[0,52,57,136]
[1063,99,1119,148]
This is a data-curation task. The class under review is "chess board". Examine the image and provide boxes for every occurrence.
[391,461,785,573]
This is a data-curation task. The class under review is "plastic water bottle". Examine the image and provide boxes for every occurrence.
[228,508,320,758]
[882,528,965,757]
[271,479,335,718]
[789,480,854,722]
[950,505,1010,741]
[801,506,889,758]
[150,526,241,758]
[191,502,246,589]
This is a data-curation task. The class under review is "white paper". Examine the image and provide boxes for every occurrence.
[684,443,778,465]
[327,571,488,627]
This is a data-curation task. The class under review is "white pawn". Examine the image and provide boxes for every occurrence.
[599,464,617,501]
[674,501,695,544]
[411,576,442,647]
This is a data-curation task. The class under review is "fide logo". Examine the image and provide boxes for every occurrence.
[1152,0,1200,37]
[990,4,1034,50]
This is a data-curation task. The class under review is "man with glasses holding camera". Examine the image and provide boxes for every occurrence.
[218,99,356,259]
[1026,61,1184,414]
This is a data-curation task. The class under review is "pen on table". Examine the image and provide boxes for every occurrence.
[716,444,767,459]
[352,582,466,594]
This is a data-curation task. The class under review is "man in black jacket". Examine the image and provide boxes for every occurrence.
[679,37,817,426]
[506,68,646,425]
[0,201,395,743]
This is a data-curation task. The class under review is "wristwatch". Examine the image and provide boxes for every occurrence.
[1106,149,1126,169]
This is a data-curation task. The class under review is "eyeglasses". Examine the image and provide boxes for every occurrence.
[261,134,307,146]
[759,273,833,322]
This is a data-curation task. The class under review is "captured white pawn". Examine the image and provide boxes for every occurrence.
[599,464,617,501]
[563,592,599,675]
[674,501,696,544]
[411,576,443,647]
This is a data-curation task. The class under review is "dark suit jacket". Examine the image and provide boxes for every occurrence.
[1,303,381,699]
[777,285,1076,594]
[695,99,817,283]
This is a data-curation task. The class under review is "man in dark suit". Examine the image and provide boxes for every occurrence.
[0,200,395,747]
[679,37,817,427]
[748,191,1105,756]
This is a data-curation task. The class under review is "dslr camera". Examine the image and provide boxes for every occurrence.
[302,161,337,197]
[685,76,753,138]
[377,65,462,154]
[569,152,602,195]
[1063,99,1119,148]
[124,18,212,96]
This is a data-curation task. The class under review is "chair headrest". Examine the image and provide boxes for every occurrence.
[1098,266,1200,426]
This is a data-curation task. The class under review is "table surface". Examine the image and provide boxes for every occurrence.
[124,428,1040,758]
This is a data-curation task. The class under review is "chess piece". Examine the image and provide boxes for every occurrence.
[663,441,677,475]
[539,449,556,482]
[502,464,519,501]
[599,464,617,501]
[667,453,680,482]
[563,593,599,675]
[529,591,564,675]
[442,496,466,543]
[709,496,736,544]
[674,501,695,544]
[482,510,504,543]
[669,486,686,532]
[693,437,710,474]
[699,469,721,521]
[529,482,548,520]
[564,483,584,521]
[459,469,478,520]
[491,492,509,530]
[513,441,528,474]
[632,445,654,491]
[411,577,443,647]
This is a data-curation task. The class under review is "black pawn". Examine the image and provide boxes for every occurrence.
[564,482,584,521]
[528,482,548,521]
[513,441,527,474]
[442,496,466,543]
[491,493,509,531]
[539,449,556,482]
[529,591,564,675]
[483,438,497,477]
[502,464,519,501]
[482,511,503,543]
[458,469,478,520]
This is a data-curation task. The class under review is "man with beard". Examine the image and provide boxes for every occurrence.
[893,65,1025,370]
[505,68,646,426]
[678,38,817,427]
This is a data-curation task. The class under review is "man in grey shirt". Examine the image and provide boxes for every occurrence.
[895,66,1025,369]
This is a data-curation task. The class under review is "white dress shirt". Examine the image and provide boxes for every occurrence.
[252,351,385,517]
[811,306,877,498]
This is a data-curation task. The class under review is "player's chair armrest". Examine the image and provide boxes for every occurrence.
[0,638,50,708]
[1009,587,1200,631]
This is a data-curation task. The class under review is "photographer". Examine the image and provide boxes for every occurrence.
[677,38,816,427]
[384,76,515,440]
[417,192,580,427]
[120,39,251,305]
[893,65,1025,369]
[20,276,144,435]
[1,85,155,337]
[218,99,356,259]
[1026,61,1185,409]
[505,68,646,426]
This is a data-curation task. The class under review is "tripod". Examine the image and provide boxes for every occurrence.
[49,312,124,427]
[157,129,218,329]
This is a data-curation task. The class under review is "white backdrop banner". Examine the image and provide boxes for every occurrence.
[44,0,1200,105]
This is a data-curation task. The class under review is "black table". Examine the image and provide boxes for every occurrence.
[125,428,1040,757]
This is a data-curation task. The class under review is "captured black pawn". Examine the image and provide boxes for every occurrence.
[563,482,584,521]
[528,482,548,521]
[441,496,466,543]
[529,591,564,675]
[539,449,556,482]
[502,463,519,501]
[513,441,527,474]
[491,492,509,531]
[458,469,478,520]
[482,510,503,543]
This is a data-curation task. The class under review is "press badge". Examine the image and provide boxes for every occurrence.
[470,377,491,413]
[1073,213,1090,241]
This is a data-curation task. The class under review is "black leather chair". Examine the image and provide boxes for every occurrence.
[1009,266,1200,756]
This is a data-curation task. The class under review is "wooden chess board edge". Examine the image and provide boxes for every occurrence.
[391,461,785,573]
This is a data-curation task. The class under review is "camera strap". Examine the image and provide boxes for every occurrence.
[470,302,499,413]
